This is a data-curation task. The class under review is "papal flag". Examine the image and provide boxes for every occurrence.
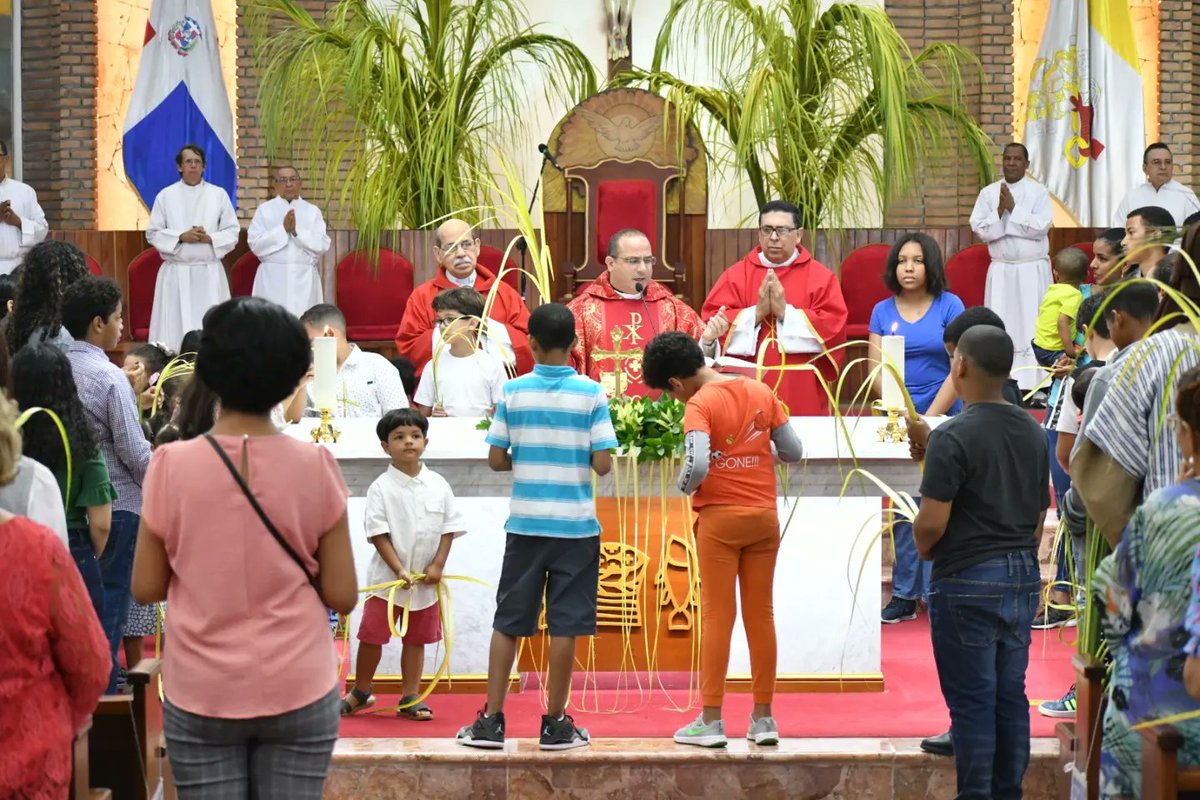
[1023,0,1144,226]
[122,0,237,210]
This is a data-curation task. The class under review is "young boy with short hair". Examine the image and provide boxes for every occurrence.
[910,326,1050,796]
[456,303,617,751]
[414,287,507,418]
[642,331,803,748]
[342,408,464,720]
[1124,205,1176,278]
[1032,247,1088,365]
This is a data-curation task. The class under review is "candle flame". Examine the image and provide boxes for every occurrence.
[890,321,898,334]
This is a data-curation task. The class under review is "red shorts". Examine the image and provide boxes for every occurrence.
[357,596,442,646]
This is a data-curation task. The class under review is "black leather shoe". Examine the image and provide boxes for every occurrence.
[920,730,953,756]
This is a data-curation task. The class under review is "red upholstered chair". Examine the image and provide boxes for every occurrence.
[477,244,520,291]
[334,248,414,341]
[945,243,992,308]
[1071,241,1097,284]
[596,180,658,264]
[839,244,893,340]
[230,251,261,298]
[85,255,103,276]
[127,247,164,341]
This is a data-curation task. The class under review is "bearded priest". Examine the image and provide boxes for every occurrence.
[699,201,848,416]
[568,229,704,397]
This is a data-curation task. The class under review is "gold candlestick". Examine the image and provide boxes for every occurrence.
[310,408,341,444]
[872,401,908,443]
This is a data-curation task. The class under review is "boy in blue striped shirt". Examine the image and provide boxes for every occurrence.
[457,303,617,751]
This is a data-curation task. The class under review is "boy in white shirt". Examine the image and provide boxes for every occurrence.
[414,287,507,417]
[341,408,465,720]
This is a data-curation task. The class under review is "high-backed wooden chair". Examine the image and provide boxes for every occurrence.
[945,243,992,308]
[477,244,520,291]
[229,251,261,298]
[90,658,171,800]
[839,243,893,341]
[335,248,414,345]
[127,248,164,342]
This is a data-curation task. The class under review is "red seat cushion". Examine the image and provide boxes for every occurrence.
[596,180,657,263]
[230,251,261,298]
[477,245,520,291]
[839,244,893,341]
[945,244,992,308]
[335,248,414,342]
[128,247,164,341]
[85,255,103,276]
[1071,242,1096,284]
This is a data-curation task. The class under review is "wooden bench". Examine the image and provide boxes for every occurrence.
[1140,723,1200,799]
[72,718,113,800]
[89,658,172,800]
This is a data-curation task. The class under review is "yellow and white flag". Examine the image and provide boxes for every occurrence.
[1023,0,1144,226]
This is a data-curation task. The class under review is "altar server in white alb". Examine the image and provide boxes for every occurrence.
[146,144,239,351]
[247,165,330,316]
[970,143,1053,392]
[1112,142,1200,227]
[0,140,48,274]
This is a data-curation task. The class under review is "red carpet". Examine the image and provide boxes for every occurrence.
[338,615,1077,739]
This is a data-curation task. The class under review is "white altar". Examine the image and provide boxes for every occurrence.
[285,415,938,690]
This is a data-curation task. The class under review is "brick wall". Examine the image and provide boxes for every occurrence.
[22,0,98,229]
[884,0,1014,227]
[1159,0,1199,184]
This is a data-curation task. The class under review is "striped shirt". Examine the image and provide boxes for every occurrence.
[1085,328,1200,498]
[486,364,617,537]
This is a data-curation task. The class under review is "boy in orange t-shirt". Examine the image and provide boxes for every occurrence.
[642,332,804,748]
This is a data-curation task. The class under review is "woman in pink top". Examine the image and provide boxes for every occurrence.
[132,297,358,799]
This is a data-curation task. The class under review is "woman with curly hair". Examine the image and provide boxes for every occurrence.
[12,342,116,619]
[9,240,90,353]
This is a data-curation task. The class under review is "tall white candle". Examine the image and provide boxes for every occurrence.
[312,336,338,410]
[881,333,906,410]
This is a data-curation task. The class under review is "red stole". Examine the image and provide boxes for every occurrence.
[578,297,665,397]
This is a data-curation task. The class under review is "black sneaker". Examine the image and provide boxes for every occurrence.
[1031,606,1077,630]
[539,713,591,751]
[881,597,918,624]
[456,709,505,749]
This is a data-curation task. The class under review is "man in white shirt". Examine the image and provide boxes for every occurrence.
[1112,142,1200,226]
[413,287,507,417]
[0,140,48,274]
[247,166,330,316]
[970,143,1054,392]
[147,144,240,351]
[289,303,410,420]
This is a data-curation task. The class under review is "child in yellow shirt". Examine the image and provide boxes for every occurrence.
[1031,247,1087,366]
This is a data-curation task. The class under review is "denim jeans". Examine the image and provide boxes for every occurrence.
[1046,429,1072,586]
[891,497,931,602]
[97,510,139,693]
[67,527,105,622]
[929,551,1041,800]
[1031,342,1064,368]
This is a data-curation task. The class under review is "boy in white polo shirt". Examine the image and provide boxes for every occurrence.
[341,408,465,720]
[414,287,507,417]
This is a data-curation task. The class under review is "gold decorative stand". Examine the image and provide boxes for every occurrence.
[874,405,908,444]
[310,408,341,444]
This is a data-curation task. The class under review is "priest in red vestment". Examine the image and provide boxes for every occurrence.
[394,218,533,376]
[569,229,704,397]
[700,201,848,415]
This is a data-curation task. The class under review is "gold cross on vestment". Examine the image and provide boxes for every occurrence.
[593,326,641,397]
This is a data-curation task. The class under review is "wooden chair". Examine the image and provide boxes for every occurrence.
[229,251,261,297]
[1057,653,1107,800]
[1140,723,1200,799]
[127,248,164,342]
[72,718,113,800]
[944,243,991,308]
[90,658,172,800]
[476,244,520,291]
[85,255,104,277]
[838,243,893,341]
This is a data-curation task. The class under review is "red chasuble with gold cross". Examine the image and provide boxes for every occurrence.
[569,273,705,397]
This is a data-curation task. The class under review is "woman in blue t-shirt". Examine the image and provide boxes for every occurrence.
[868,233,964,624]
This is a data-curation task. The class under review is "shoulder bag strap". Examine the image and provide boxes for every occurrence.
[203,434,320,590]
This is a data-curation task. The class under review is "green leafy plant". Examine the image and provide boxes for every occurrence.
[619,0,994,227]
[248,0,597,250]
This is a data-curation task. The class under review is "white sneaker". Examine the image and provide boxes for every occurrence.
[747,715,779,745]
[673,714,727,747]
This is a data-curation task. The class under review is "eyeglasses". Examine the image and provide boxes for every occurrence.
[276,176,301,184]
[759,225,799,238]
[436,315,465,326]
[616,256,657,267]
[438,239,478,254]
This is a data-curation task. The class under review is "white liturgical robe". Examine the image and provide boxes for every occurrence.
[247,196,330,316]
[147,181,239,351]
[1112,179,1200,227]
[0,178,48,274]
[970,176,1053,392]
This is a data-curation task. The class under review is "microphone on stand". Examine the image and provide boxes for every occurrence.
[634,281,659,337]
[538,143,564,172]
[517,144,558,297]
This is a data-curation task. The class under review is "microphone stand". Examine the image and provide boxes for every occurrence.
[517,150,554,300]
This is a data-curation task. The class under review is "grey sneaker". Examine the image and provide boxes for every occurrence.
[673,714,727,747]
[747,715,779,745]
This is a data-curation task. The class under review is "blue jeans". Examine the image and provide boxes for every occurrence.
[891,497,930,602]
[97,510,139,693]
[930,551,1041,800]
[1046,429,1072,586]
[67,527,105,622]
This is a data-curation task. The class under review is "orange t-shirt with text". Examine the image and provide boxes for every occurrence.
[684,377,789,510]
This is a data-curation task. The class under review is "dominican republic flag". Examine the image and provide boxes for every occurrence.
[123,0,237,210]
[1023,0,1144,226]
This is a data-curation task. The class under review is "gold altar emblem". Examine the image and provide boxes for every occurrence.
[656,533,700,631]
[593,325,643,397]
[596,542,648,628]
